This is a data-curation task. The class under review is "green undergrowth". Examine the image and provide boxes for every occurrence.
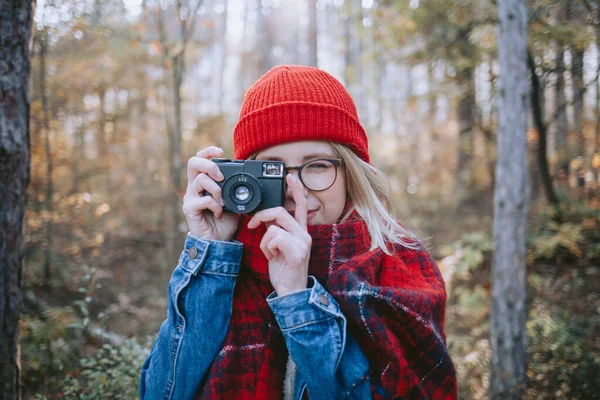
[444,199,600,399]
[21,265,151,399]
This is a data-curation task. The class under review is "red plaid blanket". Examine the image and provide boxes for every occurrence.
[195,215,457,399]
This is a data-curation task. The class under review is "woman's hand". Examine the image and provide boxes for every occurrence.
[183,146,240,242]
[248,174,312,297]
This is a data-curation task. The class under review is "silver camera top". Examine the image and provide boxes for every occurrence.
[263,163,284,177]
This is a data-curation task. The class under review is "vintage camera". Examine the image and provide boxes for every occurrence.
[211,158,286,214]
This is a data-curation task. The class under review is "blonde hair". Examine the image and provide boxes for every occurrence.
[330,143,423,254]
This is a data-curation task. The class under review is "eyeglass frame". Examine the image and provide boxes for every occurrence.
[284,158,343,192]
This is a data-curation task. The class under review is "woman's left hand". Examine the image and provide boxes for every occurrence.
[248,174,312,297]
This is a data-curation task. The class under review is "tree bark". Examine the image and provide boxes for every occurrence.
[343,0,363,115]
[553,0,568,160]
[72,124,85,193]
[595,18,600,185]
[0,1,34,399]
[290,0,300,65]
[455,46,476,199]
[342,2,351,87]
[38,30,53,288]
[171,52,184,245]
[373,12,385,133]
[256,0,273,72]
[218,0,228,113]
[484,59,497,192]
[528,51,543,204]
[428,61,438,123]
[96,87,107,159]
[554,45,568,157]
[568,0,585,156]
[240,0,250,94]
[528,51,561,208]
[571,48,585,153]
[491,1,529,398]
[456,74,475,195]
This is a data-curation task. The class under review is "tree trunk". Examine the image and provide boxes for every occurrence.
[528,133,542,203]
[343,0,363,116]
[373,10,385,133]
[528,51,543,204]
[568,0,585,157]
[170,52,184,260]
[0,1,34,399]
[72,124,85,193]
[97,87,107,159]
[218,0,228,114]
[307,0,318,67]
[240,0,250,95]
[428,61,438,123]
[594,21,600,186]
[554,45,568,157]
[571,48,585,153]
[38,30,53,288]
[579,0,600,192]
[256,0,273,72]
[528,51,561,208]
[342,2,351,87]
[152,1,201,263]
[454,26,477,201]
[485,59,497,192]
[553,0,568,160]
[456,64,475,199]
[92,0,102,25]
[291,1,300,65]
[491,1,529,398]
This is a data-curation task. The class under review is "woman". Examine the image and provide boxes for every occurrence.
[140,65,457,399]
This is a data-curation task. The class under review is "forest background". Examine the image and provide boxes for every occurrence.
[19,0,599,398]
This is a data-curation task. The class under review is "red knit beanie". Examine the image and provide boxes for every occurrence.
[233,65,370,163]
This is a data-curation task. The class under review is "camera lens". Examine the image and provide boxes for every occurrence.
[222,173,262,214]
[235,185,250,202]
[231,183,253,205]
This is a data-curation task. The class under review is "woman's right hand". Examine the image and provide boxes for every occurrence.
[183,146,240,242]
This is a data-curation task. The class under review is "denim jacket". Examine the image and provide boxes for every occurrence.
[139,233,372,400]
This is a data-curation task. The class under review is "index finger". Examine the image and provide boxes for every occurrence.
[196,146,223,158]
[187,146,223,182]
[287,173,307,229]
[248,207,303,235]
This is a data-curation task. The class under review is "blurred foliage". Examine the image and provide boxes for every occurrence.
[60,340,149,400]
[440,232,493,276]
[531,221,584,259]
[527,271,600,399]
[24,326,149,400]
[21,265,150,399]
[21,308,81,390]
[530,199,600,263]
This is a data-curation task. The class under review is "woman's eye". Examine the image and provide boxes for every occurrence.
[307,163,329,169]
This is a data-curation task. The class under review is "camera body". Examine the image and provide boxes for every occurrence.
[212,158,286,214]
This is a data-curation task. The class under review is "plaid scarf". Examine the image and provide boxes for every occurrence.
[194,214,457,399]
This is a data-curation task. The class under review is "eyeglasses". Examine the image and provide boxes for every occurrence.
[285,158,343,192]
